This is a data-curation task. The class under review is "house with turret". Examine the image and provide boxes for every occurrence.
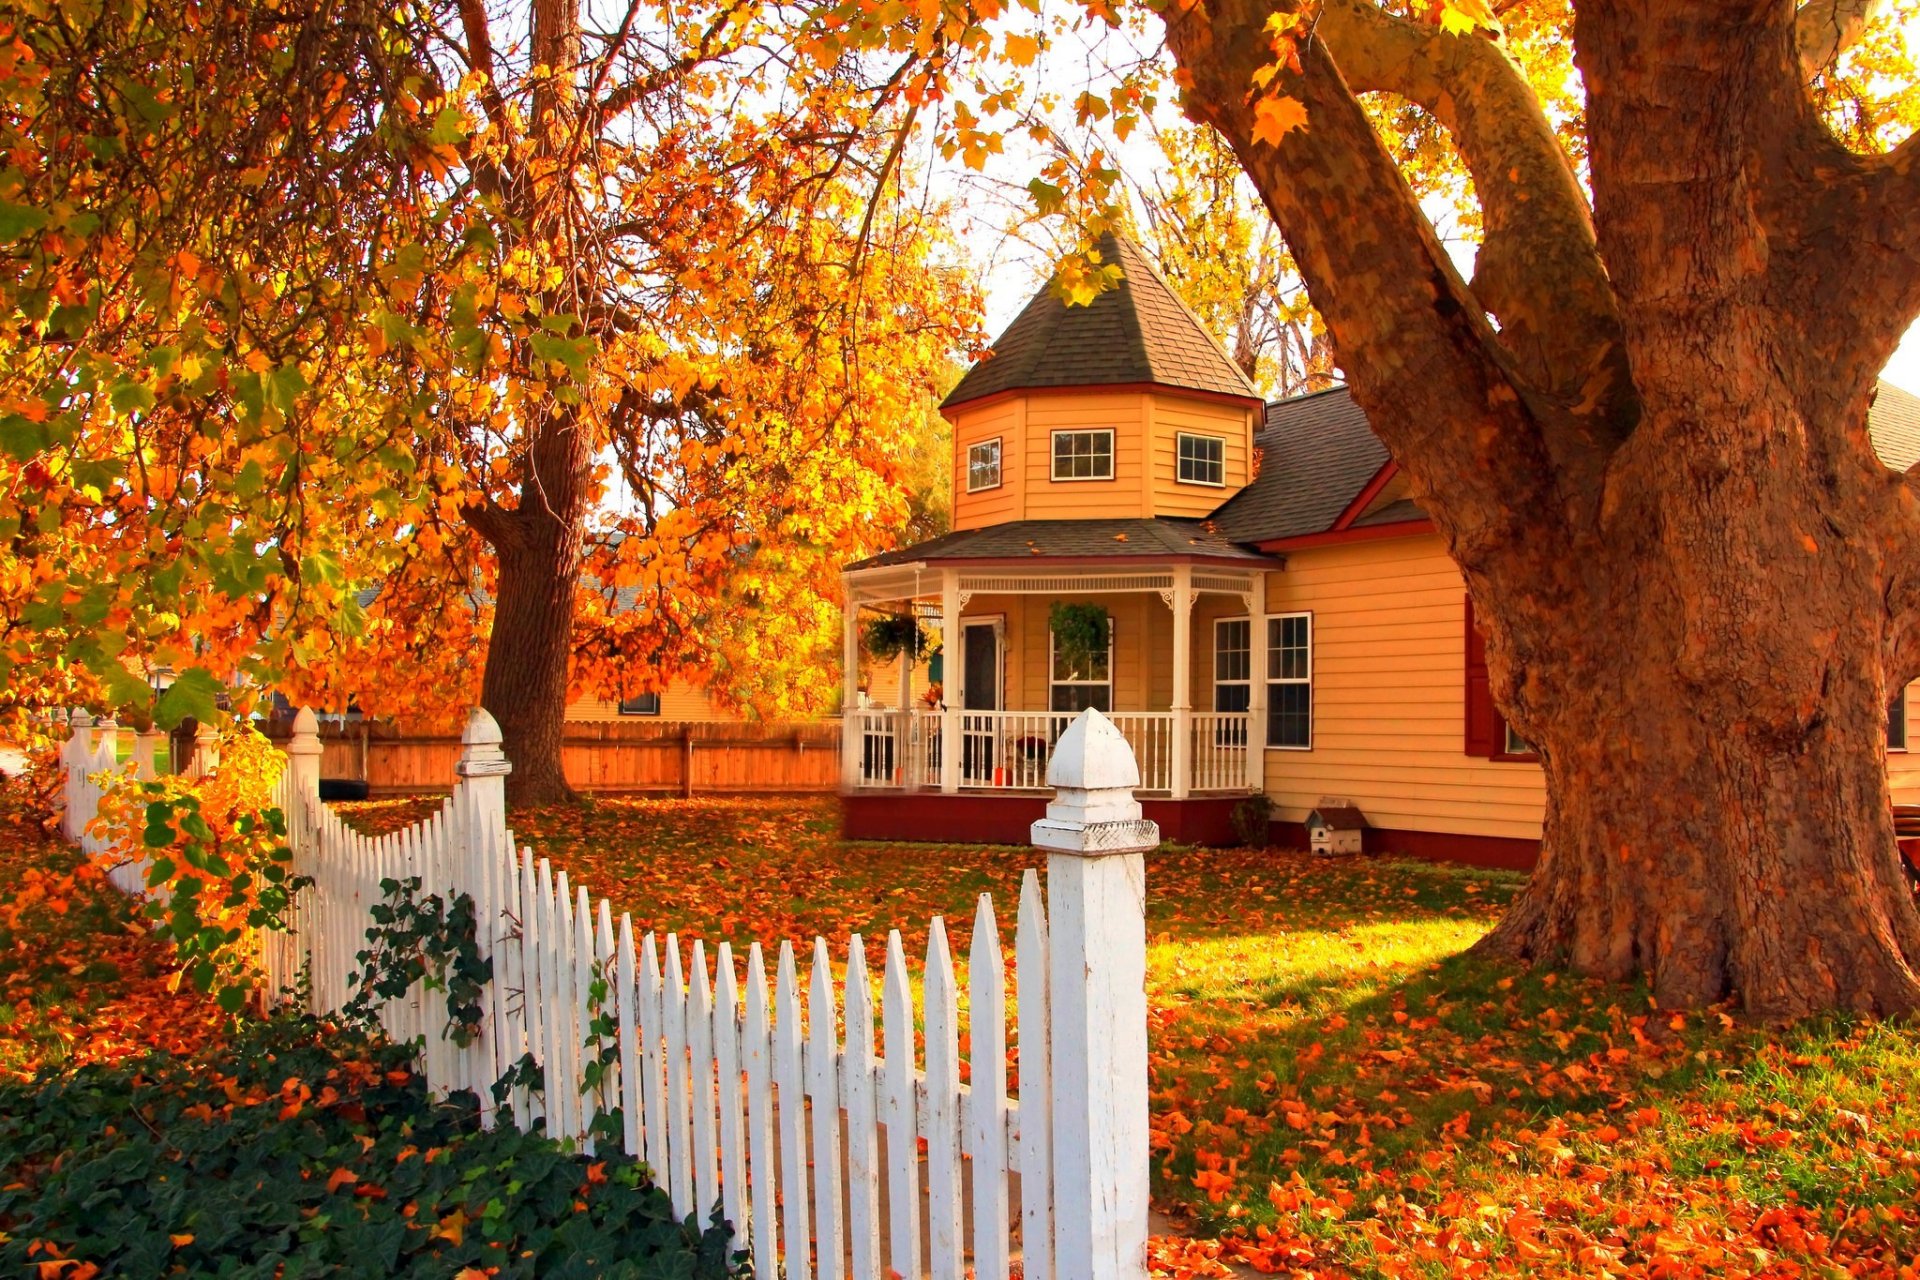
[838,233,1920,862]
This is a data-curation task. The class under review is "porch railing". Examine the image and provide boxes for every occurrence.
[847,709,1252,795]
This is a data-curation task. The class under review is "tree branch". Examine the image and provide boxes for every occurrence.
[1796,0,1888,77]
[1316,0,1634,479]
[1161,0,1568,573]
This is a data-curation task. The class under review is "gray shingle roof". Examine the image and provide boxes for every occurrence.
[1206,379,1920,545]
[1206,387,1387,543]
[846,518,1274,570]
[942,233,1262,410]
[1872,381,1920,471]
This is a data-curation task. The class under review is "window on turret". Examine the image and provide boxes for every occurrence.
[967,439,1002,492]
[1051,430,1114,481]
[1177,433,1226,486]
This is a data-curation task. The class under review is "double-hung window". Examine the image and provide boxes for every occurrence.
[1050,621,1113,712]
[1051,429,1114,481]
[1214,618,1251,746]
[1267,613,1312,749]
[618,692,662,716]
[1894,687,1909,752]
[967,438,1002,492]
[1177,433,1226,486]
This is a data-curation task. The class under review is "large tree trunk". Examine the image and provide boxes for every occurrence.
[1473,377,1920,1015]
[1159,0,1920,1017]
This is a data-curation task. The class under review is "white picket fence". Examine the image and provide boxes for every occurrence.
[57,703,1157,1280]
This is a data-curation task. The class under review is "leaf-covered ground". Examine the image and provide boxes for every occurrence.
[0,803,734,1279]
[344,794,1920,1279]
[0,812,224,1078]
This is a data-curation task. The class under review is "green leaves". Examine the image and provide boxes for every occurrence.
[0,1017,741,1278]
[0,198,47,243]
[154,667,221,729]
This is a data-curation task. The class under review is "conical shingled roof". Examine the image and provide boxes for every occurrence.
[942,233,1263,410]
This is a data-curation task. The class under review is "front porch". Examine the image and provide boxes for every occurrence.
[840,549,1273,808]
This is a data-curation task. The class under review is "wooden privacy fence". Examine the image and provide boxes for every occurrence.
[256,718,841,796]
[61,705,1157,1280]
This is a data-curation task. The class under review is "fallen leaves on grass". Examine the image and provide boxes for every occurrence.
[340,795,1920,1280]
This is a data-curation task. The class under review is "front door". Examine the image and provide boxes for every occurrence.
[961,622,1000,783]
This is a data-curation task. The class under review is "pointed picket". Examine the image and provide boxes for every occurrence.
[597,900,618,1130]
[743,943,779,1280]
[640,932,669,1181]
[664,935,694,1215]
[970,894,1010,1280]
[807,936,844,1280]
[688,940,720,1219]
[881,930,921,1280]
[713,942,748,1239]
[520,848,546,1129]
[924,917,964,1280]
[574,884,597,1146]
[774,941,812,1280]
[1016,869,1054,1280]
[617,914,642,1158]
[843,935,881,1280]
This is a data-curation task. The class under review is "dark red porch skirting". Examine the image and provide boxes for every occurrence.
[842,794,1542,868]
[842,792,1246,846]
[1268,821,1540,870]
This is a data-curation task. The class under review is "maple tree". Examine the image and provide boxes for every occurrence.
[0,0,978,799]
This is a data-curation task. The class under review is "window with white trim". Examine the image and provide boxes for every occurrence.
[1893,687,1909,752]
[966,438,1002,492]
[618,692,662,716]
[1267,613,1312,749]
[1214,619,1251,712]
[1051,429,1114,481]
[1177,433,1226,486]
[1049,620,1113,712]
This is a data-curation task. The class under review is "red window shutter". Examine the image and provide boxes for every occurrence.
[1463,595,1503,757]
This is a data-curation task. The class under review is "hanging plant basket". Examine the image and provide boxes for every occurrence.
[1049,602,1110,674]
[863,614,929,664]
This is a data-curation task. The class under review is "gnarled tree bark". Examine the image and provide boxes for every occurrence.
[1162,0,1920,1016]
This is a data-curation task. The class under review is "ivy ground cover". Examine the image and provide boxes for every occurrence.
[0,802,735,1279]
[344,794,1920,1279]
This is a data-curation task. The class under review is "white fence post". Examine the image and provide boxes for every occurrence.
[61,711,91,842]
[132,726,161,781]
[285,708,324,857]
[453,707,512,1122]
[190,721,219,780]
[1032,708,1155,1280]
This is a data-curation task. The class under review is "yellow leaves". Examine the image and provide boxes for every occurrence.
[1438,0,1500,36]
[1003,33,1040,66]
[1251,95,1309,148]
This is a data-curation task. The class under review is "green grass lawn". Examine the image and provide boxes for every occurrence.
[339,794,1920,1277]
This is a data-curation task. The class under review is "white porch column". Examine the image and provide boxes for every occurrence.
[1247,598,1269,791]
[841,589,862,789]
[1168,565,1193,800]
[940,568,962,794]
[1031,710,1154,1280]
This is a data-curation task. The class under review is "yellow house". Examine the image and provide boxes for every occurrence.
[839,233,1920,860]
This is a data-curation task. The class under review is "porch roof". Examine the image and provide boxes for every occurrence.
[845,517,1277,572]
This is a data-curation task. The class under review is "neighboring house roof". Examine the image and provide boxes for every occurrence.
[1871,381,1920,471]
[846,517,1275,571]
[941,233,1263,411]
[1207,387,1388,544]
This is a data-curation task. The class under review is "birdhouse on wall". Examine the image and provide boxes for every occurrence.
[1305,799,1366,856]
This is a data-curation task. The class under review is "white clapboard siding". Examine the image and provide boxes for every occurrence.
[60,703,1158,1280]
